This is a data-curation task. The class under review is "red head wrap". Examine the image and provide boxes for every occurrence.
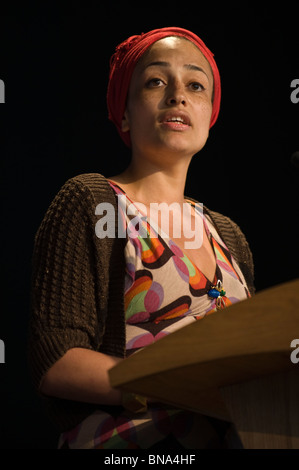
[107,26,221,147]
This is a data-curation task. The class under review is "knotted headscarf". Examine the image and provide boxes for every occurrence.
[107,26,221,147]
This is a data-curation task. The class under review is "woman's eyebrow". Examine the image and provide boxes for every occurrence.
[184,63,208,76]
[144,61,209,78]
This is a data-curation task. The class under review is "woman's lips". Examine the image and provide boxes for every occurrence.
[159,111,191,131]
[161,120,190,130]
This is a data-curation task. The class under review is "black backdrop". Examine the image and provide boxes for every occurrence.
[0,4,298,449]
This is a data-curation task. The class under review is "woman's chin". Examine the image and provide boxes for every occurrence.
[159,136,204,157]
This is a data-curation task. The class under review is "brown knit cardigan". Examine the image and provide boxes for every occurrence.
[29,173,255,432]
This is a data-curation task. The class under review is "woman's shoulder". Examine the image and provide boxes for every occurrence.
[36,173,117,236]
[51,173,117,209]
[186,195,245,240]
[186,197,238,233]
[60,172,112,196]
[204,207,248,248]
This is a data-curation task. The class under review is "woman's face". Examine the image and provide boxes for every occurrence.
[122,37,214,159]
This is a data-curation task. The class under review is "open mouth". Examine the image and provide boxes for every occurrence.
[160,112,191,128]
[165,116,189,125]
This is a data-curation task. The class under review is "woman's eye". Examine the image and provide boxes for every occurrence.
[146,78,164,88]
[189,82,204,91]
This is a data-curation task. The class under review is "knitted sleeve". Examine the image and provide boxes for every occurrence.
[28,175,113,391]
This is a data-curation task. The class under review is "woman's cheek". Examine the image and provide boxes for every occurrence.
[196,101,213,128]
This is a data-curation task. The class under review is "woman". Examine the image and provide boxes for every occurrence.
[29,27,254,449]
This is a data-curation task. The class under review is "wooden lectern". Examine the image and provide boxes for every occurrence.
[109,279,299,449]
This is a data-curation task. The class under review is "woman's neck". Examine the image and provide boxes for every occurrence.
[108,154,192,206]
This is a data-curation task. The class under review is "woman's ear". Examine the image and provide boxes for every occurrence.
[121,109,130,133]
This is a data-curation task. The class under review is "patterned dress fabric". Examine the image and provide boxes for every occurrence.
[58,182,250,449]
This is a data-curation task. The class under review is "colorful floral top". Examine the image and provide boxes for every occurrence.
[58,182,249,449]
[110,182,250,357]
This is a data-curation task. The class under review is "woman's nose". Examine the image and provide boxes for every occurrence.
[165,81,186,106]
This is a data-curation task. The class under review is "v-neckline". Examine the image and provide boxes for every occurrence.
[108,180,218,286]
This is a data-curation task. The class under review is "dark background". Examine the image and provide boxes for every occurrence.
[0,3,298,448]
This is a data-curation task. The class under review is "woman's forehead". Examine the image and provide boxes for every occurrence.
[136,36,212,75]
